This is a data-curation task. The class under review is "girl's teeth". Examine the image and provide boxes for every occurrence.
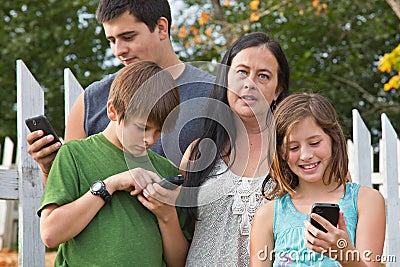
[303,163,317,169]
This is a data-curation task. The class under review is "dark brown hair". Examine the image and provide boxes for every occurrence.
[96,0,172,35]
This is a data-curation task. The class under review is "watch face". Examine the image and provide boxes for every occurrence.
[92,182,102,191]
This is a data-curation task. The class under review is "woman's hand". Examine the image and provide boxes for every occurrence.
[138,182,181,223]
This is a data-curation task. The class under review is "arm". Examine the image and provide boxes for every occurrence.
[40,168,150,248]
[250,201,274,267]
[40,191,105,248]
[352,186,385,266]
[304,187,386,267]
[137,175,189,267]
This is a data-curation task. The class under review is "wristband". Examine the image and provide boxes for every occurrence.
[41,169,49,177]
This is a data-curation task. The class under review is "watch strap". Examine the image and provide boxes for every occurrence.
[101,189,112,203]
[90,180,112,203]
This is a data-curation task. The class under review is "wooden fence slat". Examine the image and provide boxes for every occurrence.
[347,140,355,179]
[16,59,46,267]
[0,137,17,248]
[352,109,372,187]
[0,170,18,200]
[380,113,400,266]
[64,68,83,125]
[0,200,17,249]
[1,137,14,168]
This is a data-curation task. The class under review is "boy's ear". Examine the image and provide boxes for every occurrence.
[107,101,118,121]
[157,17,169,40]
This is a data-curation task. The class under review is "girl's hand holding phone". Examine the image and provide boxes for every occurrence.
[304,211,355,262]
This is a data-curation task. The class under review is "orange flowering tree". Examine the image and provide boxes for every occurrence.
[170,0,400,145]
[378,0,400,92]
[378,44,400,91]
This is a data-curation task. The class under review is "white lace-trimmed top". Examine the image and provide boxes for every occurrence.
[185,159,274,267]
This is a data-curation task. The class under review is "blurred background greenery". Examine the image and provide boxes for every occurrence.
[0,0,399,165]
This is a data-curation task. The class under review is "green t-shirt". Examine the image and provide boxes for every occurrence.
[38,133,186,267]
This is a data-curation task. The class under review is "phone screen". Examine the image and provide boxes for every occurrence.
[309,203,339,233]
[158,175,184,190]
[25,115,61,147]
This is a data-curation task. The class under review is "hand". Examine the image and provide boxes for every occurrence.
[304,211,355,261]
[104,168,160,196]
[27,130,61,174]
[138,182,181,223]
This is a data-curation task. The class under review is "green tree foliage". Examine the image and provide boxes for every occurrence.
[0,0,119,147]
[171,0,400,147]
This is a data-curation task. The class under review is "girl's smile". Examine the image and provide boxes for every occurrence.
[286,116,332,183]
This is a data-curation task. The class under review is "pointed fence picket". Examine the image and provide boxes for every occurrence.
[64,68,83,125]
[348,110,400,265]
[0,60,398,266]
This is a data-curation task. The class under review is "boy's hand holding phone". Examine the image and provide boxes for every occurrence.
[140,183,181,223]
[25,115,63,176]
[157,175,185,190]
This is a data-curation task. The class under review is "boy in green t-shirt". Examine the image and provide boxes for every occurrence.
[38,61,189,266]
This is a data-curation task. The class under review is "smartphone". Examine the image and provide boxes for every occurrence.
[25,115,62,148]
[309,203,339,233]
[158,175,185,190]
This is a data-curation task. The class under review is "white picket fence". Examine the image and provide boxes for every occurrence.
[0,136,17,249]
[0,60,82,266]
[347,110,400,264]
[0,60,399,265]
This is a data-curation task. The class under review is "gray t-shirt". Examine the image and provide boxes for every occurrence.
[84,63,214,166]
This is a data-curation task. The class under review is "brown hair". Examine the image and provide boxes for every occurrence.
[267,93,348,198]
[108,61,179,132]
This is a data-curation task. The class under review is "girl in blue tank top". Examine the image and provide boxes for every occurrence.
[250,93,385,267]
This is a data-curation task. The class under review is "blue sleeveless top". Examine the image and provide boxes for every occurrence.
[273,182,360,267]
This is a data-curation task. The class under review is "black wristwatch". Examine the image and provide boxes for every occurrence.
[90,180,112,203]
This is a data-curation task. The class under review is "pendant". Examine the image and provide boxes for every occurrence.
[237,178,251,196]
[232,192,245,214]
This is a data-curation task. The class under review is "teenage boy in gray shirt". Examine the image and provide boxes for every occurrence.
[27,0,214,179]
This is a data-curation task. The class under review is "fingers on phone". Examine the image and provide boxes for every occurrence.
[26,130,44,144]
[28,137,61,158]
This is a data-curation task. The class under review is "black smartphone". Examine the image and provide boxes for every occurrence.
[158,175,185,190]
[309,203,339,233]
[25,115,62,148]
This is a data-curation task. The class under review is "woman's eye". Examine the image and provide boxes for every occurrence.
[289,146,299,151]
[237,70,247,76]
[259,73,269,80]
[310,141,320,146]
